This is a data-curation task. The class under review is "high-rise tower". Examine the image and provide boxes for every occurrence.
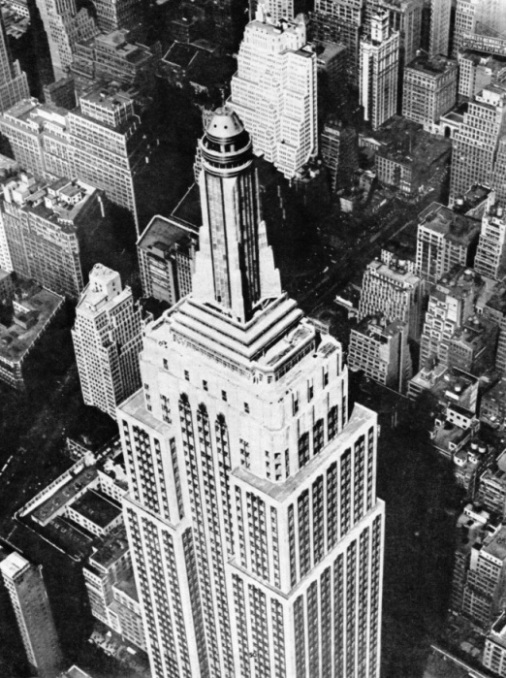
[0,13,29,111]
[119,108,385,678]
[230,14,318,179]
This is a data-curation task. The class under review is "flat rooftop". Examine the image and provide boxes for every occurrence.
[89,525,129,569]
[113,568,139,602]
[71,489,121,529]
[407,53,457,75]
[31,465,98,525]
[138,214,195,253]
[0,280,64,364]
[366,258,420,286]
[418,202,480,246]
[484,524,506,562]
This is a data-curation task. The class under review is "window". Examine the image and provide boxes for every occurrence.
[244,402,250,413]
[222,390,227,402]
[184,370,190,381]
[203,380,208,391]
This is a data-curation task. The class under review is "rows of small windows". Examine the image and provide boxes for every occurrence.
[270,507,281,588]
[182,528,209,676]
[170,437,185,521]
[297,406,340,471]
[233,575,251,678]
[358,529,370,678]
[215,416,233,557]
[346,541,357,677]
[162,532,191,677]
[246,492,269,582]
[132,425,160,514]
[248,585,271,677]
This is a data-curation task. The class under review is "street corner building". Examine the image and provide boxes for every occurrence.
[118,107,385,678]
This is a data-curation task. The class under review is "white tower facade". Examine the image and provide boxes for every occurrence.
[72,263,143,419]
[359,11,400,130]
[230,15,318,179]
[119,108,384,678]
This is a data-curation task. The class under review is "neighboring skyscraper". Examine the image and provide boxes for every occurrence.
[93,0,142,32]
[416,201,480,285]
[0,552,64,678]
[119,108,384,678]
[36,0,98,80]
[313,0,362,78]
[449,84,506,206]
[358,257,423,341]
[0,13,29,111]
[402,53,457,130]
[137,214,198,307]
[359,10,400,130]
[320,115,358,192]
[0,92,145,231]
[72,264,143,419]
[348,317,412,393]
[67,87,145,233]
[429,0,451,56]
[230,13,317,179]
[419,266,482,367]
[363,0,423,66]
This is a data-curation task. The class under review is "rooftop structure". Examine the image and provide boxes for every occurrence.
[448,314,498,376]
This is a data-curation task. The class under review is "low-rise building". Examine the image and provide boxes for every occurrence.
[448,314,498,377]
[83,525,146,651]
[0,273,64,389]
[476,449,506,518]
[484,611,506,676]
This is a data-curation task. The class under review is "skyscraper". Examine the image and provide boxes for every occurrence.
[72,264,143,419]
[36,0,98,80]
[0,552,63,678]
[429,0,451,57]
[0,13,28,111]
[230,12,318,179]
[359,10,400,130]
[449,84,506,206]
[119,108,385,678]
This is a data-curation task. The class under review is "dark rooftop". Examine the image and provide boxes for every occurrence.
[71,489,121,529]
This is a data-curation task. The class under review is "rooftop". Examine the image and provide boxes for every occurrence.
[0,278,64,364]
[365,258,420,287]
[432,265,483,301]
[138,214,196,256]
[418,202,480,246]
[70,489,121,530]
[31,466,98,525]
[89,525,129,570]
[0,551,29,580]
[406,52,458,75]
[484,523,506,562]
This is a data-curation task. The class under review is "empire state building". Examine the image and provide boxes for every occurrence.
[118,108,385,678]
